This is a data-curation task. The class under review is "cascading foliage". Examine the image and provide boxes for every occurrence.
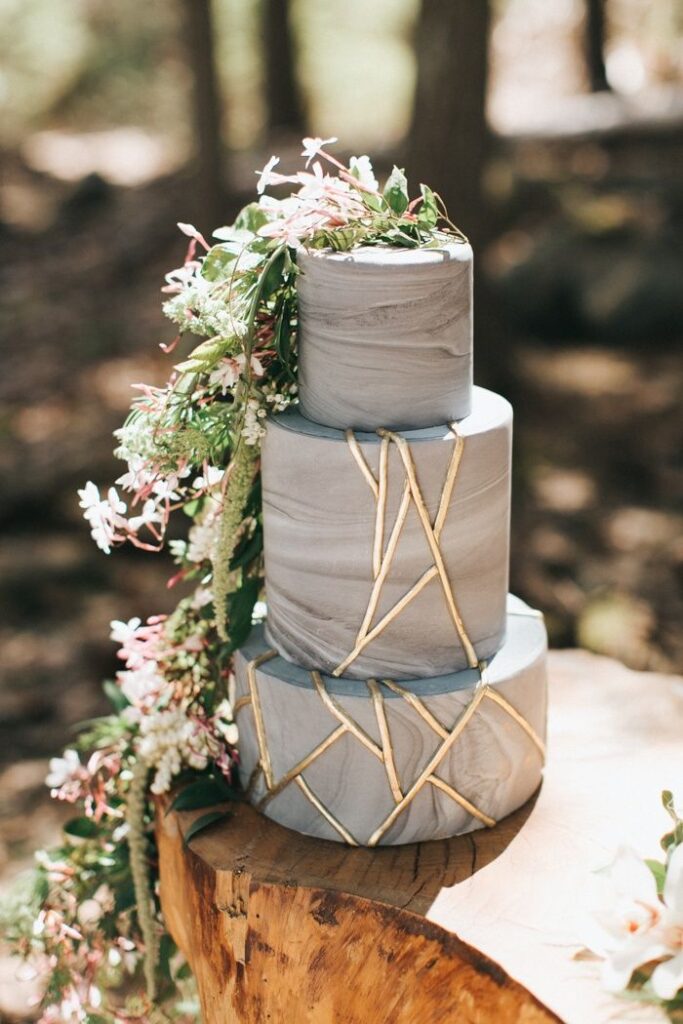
[1,139,466,1022]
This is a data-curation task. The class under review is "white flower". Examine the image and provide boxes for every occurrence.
[187,507,221,565]
[127,498,163,532]
[110,617,142,645]
[46,749,81,789]
[242,398,267,445]
[586,845,683,996]
[192,466,225,491]
[77,482,127,553]
[256,155,280,194]
[119,661,166,709]
[209,354,264,395]
[301,136,338,167]
[651,844,683,999]
[349,154,378,191]
[77,899,104,927]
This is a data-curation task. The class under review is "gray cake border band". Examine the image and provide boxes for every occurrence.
[241,597,546,699]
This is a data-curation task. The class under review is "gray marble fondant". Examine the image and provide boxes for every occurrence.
[296,242,473,430]
[234,597,547,846]
[262,387,511,680]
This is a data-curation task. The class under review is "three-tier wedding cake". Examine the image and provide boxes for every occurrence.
[233,240,548,846]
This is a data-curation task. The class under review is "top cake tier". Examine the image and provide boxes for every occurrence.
[296,241,473,431]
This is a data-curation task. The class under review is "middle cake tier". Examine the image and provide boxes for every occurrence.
[262,386,512,680]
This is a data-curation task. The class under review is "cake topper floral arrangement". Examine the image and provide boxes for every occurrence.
[1,140,468,1023]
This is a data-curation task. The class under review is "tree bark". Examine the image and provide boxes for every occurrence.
[262,0,304,133]
[406,0,491,248]
[584,0,611,92]
[182,0,225,230]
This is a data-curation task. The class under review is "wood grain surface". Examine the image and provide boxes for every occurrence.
[157,650,682,1023]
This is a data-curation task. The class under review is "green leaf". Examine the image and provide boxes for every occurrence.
[230,528,262,571]
[103,679,129,713]
[417,183,439,228]
[383,166,409,215]
[183,810,231,845]
[183,497,203,518]
[225,576,262,653]
[201,245,239,283]
[64,817,99,839]
[234,202,270,233]
[171,779,237,812]
[645,858,667,895]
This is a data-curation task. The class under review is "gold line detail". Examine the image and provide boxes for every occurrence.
[484,689,547,760]
[257,724,348,806]
[381,678,450,740]
[233,695,252,713]
[372,435,389,579]
[367,684,489,846]
[428,776,496,827]
[380,428,478,669]
[345,429,379,500]
[294,776,359,846]
[247,651,278,788]
[310,671,383,761]
[367,679,403,803]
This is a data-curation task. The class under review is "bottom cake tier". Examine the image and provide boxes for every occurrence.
[233,595,548,846]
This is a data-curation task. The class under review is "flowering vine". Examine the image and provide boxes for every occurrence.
[2,139,466,1020]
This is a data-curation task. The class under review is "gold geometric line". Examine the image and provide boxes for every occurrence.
[355,478,412,640]
[433,423,465,539]
[484,689,547,760]
[381,678,450,740]
[372,435,389,579]
[380,429,478,669]
[367,679,403,803]
[294,775,359,846]
[333,561,436,678]
[367,684,489,846]
[247,650,278,789]
[233,695,252,714]
[427,775,496,827]
[310,671,383,761]
[257,724,348,807]
[345,429,379,500]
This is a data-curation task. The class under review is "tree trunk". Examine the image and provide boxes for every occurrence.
[262,0,304,133]
[182,0,225,230]
[584,0,611,92]
[406,0,491,249]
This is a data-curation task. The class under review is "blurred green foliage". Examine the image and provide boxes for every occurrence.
[0,0,419,151]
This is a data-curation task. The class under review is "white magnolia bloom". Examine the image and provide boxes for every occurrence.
[652,844,683,1000]
[46,749,81,789]
[110,617,142,645]
[587,844,683,998]
[349,154,379,191]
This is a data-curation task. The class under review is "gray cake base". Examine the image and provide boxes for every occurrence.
[234,596,547,847]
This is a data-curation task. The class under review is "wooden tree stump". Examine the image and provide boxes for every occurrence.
[157,650,682,1023]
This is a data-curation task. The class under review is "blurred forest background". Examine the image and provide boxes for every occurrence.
[0,0,682,1016]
